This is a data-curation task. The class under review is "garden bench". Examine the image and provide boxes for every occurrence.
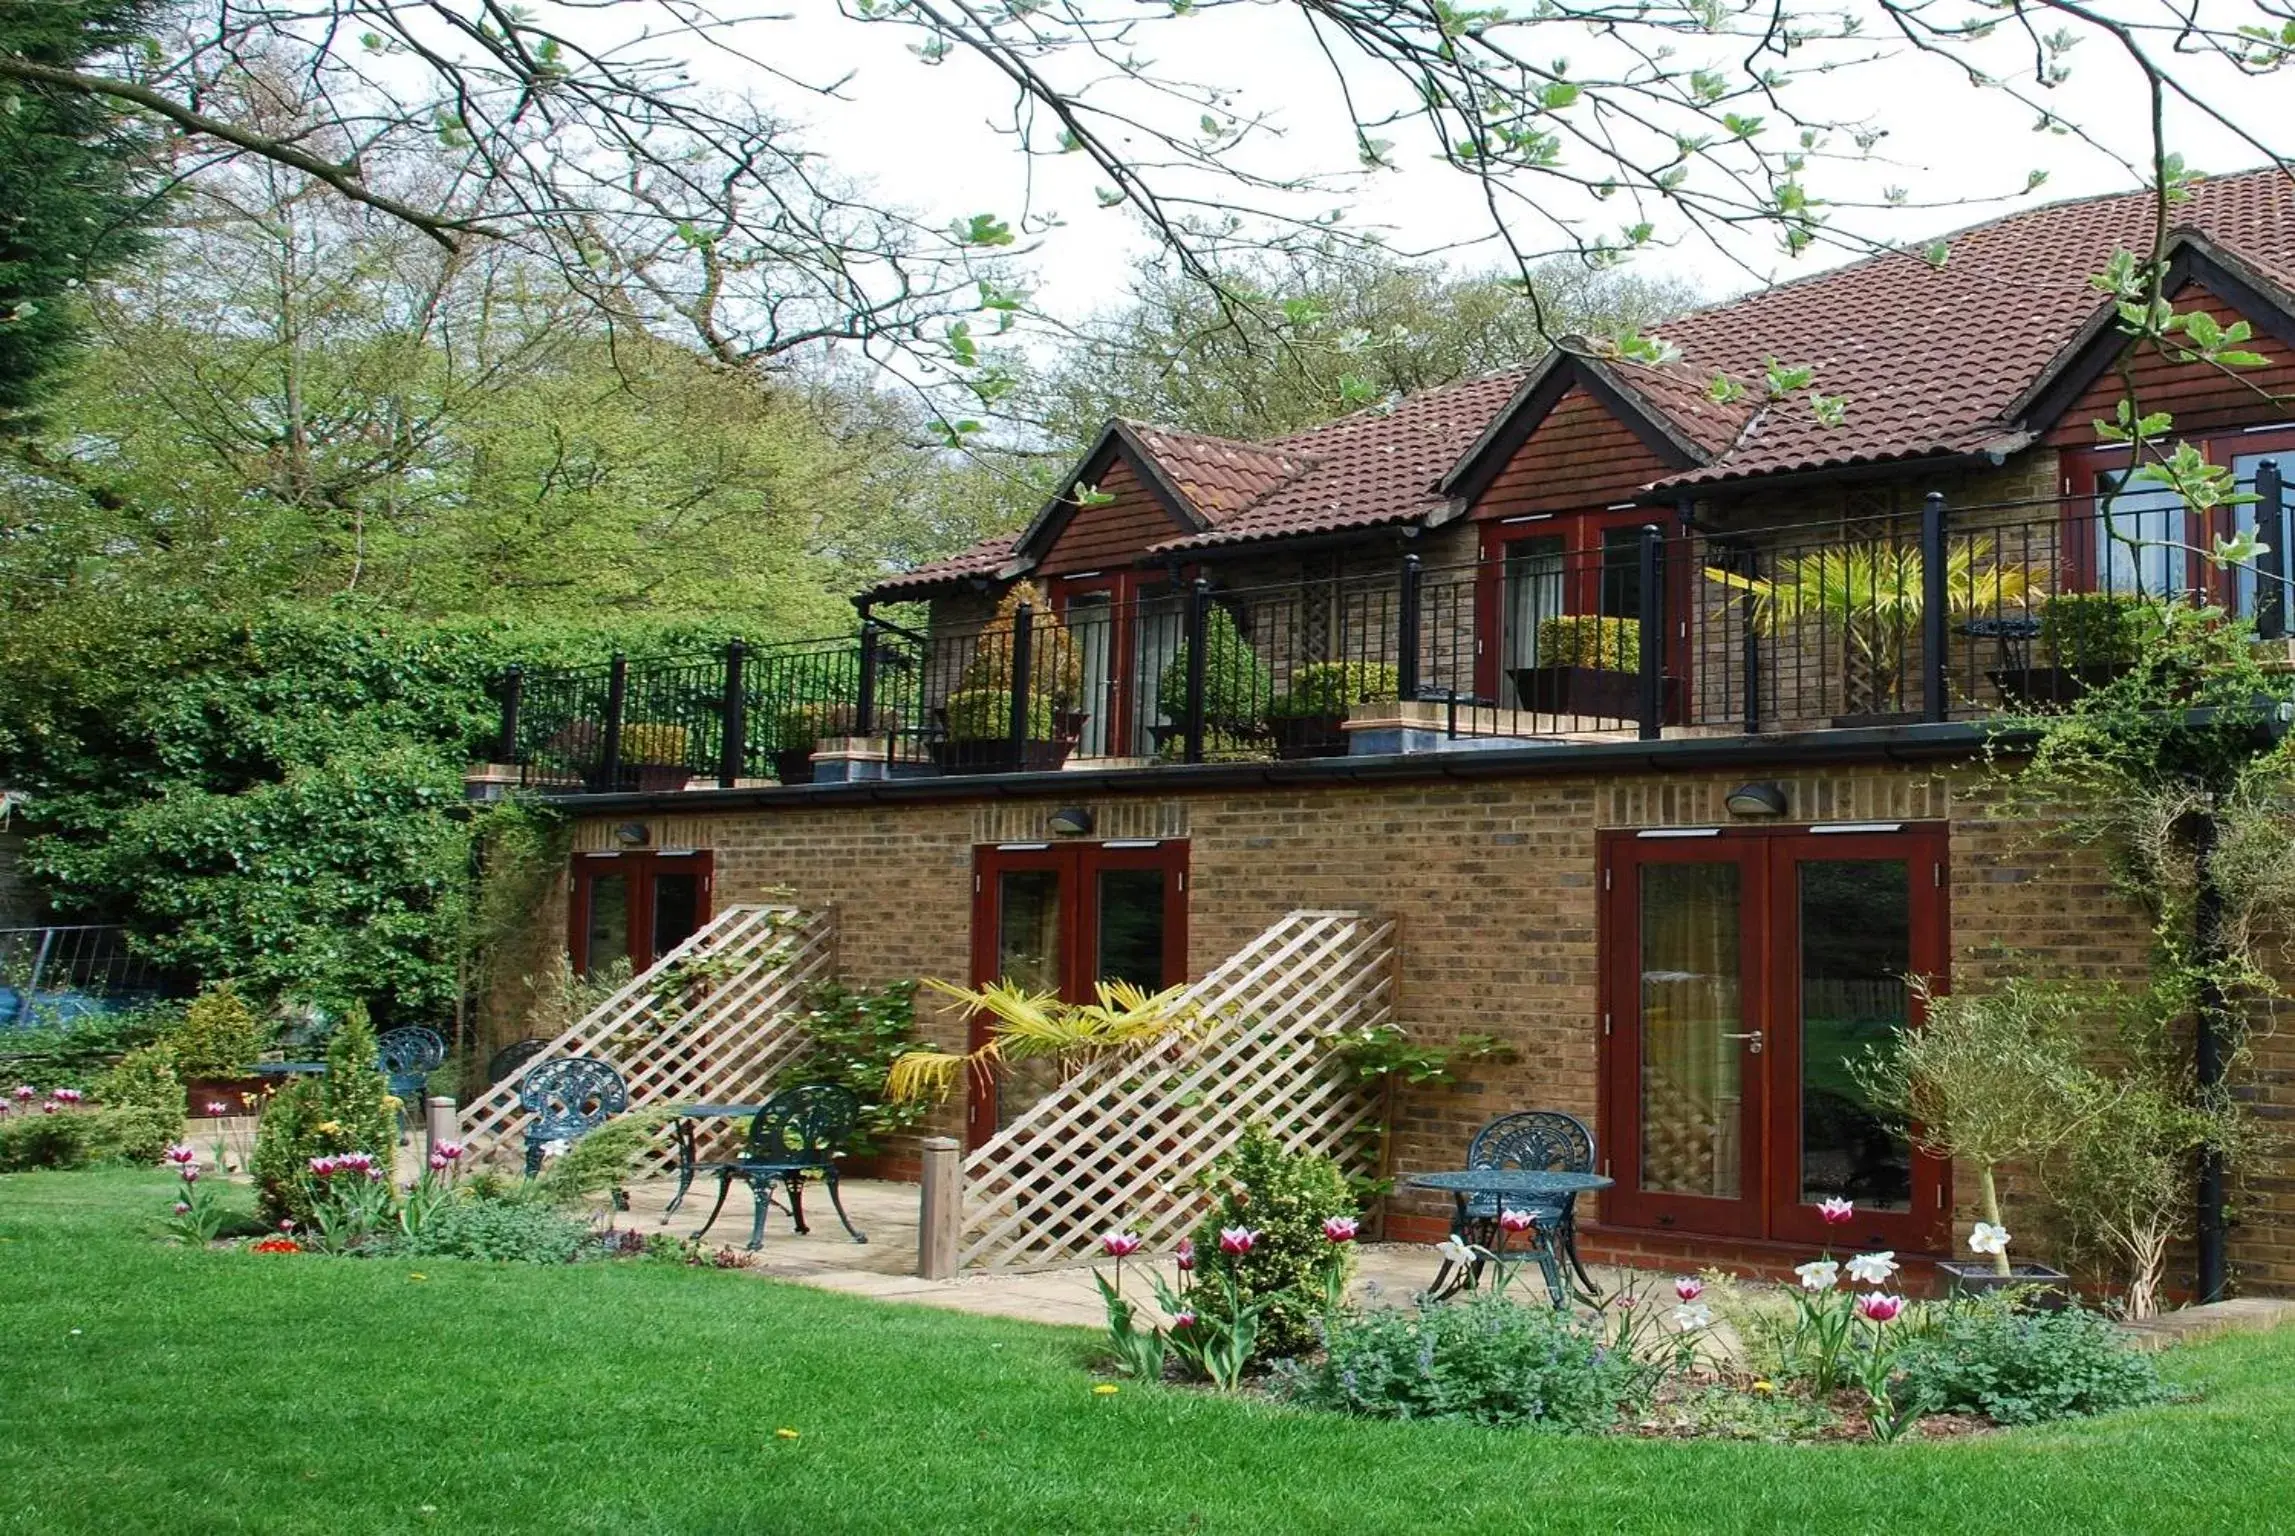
[517,1056,630,1176]
[693,1083,867,1251]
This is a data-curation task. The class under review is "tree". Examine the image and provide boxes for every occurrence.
[0,0,157,426]
[1025,247,1699,444]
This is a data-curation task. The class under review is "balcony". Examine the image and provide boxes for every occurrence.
[486,474,2294,795]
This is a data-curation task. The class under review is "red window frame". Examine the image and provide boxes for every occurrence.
[568,849,714,976]
[1472,509,1689,708]
[1598,824,1951,1254]
[1053,569,1181,758]
[2063,423,2295,606]
[965,839,1189,1146]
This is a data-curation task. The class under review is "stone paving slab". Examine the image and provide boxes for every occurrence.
[2120,1296,2295,1351]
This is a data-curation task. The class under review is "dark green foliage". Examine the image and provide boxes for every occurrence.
[323,1004,399,1148]
[1895,1301,2170,1424]
[1267,661,1398,720]
[1156,605,1273,731]
[532,1106,675,1207]
[384,1187,593,1263]
[250,1010,400,1225]
[161,982,266,1076]
[1280,1293,1643,1429]
[1189,1124,1357,1357]
[0,1105,177,1169]
[1536,614,1640,672]
[943,687,1057,740]
[790,980,928,1153]
[0,0,158,425]
[91,1044,182,1119]
[0,1002,173,1090]
[2037,593,2167,669]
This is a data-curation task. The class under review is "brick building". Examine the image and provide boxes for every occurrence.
[488,171,2295,1293]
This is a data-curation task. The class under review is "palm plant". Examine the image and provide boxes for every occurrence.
[1706,537,2037,718]
[885,978,1201,1104]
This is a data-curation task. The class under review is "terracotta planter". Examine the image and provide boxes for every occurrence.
[1937,1259,2072,1309]
[1511,665,1679,723]
[1988,662,2136,707]
[1268,713,1349,760]
[183,1076,271,1118]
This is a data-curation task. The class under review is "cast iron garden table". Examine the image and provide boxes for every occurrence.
[1406,1168,1614,1306]
[663,1103,768,1219]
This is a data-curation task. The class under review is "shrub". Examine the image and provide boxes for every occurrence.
[386,1187,594,1263]
[95,1046,186,1120]
[1189,1124,1357,1357]
[250,1006,401,1226]
[956,581,1083,707]
[790,980,929,1154]
[164,983,266,1077]
[323,1004,400,1150]
[0,1003,176,1091]
[1535,614,1640,672]
[1280,1293,1642,1430]
[1156,605,1273,732]
[618,722,690,765]
[942,687,1058,741]
[1267,662,1399,720]
[1894,1300,2169,1424]
[773,701,889,752]
[2038,592,2166,669]
[0,1101,180,1169]
[533,1106,676,1207]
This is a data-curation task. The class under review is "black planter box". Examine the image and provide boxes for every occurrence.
[1988,662,2135,707]
[772,748,817,785]
[1268,713,1349,760]
[1511,665,1679,723]
[928,736,1078,775]
[1938,1259,2072,1309]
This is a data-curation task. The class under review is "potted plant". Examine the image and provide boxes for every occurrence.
[1852,976,2084,1303]
[1153,604,1273,760]
[1990,592,2164,707]
[1511,614,1679,722]
[772,702,882,785]
[930,582,1084,774]
[166,982,271,1117]
[618,722,693,791]
[1266,661,1399,759]
[1707,538,2035,724]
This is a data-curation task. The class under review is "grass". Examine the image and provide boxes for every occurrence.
[3,1170,2291,1535]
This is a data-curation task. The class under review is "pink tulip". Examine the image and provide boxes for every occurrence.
[163,1144,198,1167]
[428,1153,450,1172]
[1100,1231,1144,1259]
[1322,1216,1359,1245]
[1855,1292,1906,1324]
[180,1164,200,1184]
[1497,1209,1536,1235]
[41,1103,58,1115]
[1817,1197,1855,1225]
[1174,1238,1195,1272]
[435,1141,465,1162]
[50,1088,83,1105]
[280,1220,296,1233]
[173,1201,191,1216]
[1674,1277,1704,1303]
[13,1085,35,1101]
[308,1155,340,1177]
[1614,1293,1637,1310]
[1172,1311,1197,1330]
[206,1101,231,1115]
[1218,1226,1257,1257]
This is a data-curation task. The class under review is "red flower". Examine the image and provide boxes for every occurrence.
[1674,1277,1705,1303]
[250,1238,302,1254]
[1322,1216,1360,1244]
[1218,1226,1257,1256]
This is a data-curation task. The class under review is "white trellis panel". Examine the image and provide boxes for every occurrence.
[461,904,835,1169]
[956,910,1393,1272]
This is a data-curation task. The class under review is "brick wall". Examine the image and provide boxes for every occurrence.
[507,756,2295,1294]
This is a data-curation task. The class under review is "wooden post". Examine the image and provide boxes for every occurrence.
[718,637,747,788]
[917,1135,962,1280]
[1921,492,1949,722]
[424,1095,459,1159]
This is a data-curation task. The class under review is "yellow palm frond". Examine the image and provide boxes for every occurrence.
[1705,537,2038,634]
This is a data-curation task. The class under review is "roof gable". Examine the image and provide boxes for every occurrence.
[1437,350,1730,507]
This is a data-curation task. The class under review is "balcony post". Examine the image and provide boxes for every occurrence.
[2256,459,2286,641]
[601,652,628,791]
[1637,525,1664,742]
[1184,578,1210,764]
[1397,553,1423,701]
[1921,492,1949,723]
[1007,600,1035,760]
[496,663,523,764]
[1736,546,1761,735]
[856,617,881,733]
[718,637,747,788]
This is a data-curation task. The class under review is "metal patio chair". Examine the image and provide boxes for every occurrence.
[377,1026,448,1143]
[695,1083,868,1251]
[517,1056,630,1176]
[1461,1110,1599,1293]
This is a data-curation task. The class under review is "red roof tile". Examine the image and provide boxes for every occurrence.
[862,533,1016,599]
[1127,424,1315,520]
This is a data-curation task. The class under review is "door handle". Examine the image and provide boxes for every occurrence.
[1722,1030,1765,1055]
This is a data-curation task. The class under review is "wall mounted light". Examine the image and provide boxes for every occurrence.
[613,821,653,846]
[1048,806,1096,837]
[1724,782,1789,818]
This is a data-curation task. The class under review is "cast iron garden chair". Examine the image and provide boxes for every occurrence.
[487,1037,547,1083]
[377,1026,448,1143]
[517,1056,630,1175]
[694,1083,868,1251]
[1461,1109,1599,1294]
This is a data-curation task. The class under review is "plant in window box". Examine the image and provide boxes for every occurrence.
[771,702,891,784]
[1265,661,1398,759]
[1153,604,1274,760]
[1989,592,2167,707]
[931,582,1085,773]
[1511,614,1676,723]
[617,721,693,791]
[1706,539,2035,723]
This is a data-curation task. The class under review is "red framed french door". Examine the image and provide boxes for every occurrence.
[965,839,1189,1147]
[568,849,714,977]
[1601,823,1949,1253]
[2064,427,2295,613]
[1472,510,1689,712]
[1055,572,1182,758]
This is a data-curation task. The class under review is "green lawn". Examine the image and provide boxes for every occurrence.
[2,1172,2289,1535]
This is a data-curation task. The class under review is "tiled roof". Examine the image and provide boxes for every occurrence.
[1645,167,2295,487]
[862,533,1016,599]
[1127,424,1315,520]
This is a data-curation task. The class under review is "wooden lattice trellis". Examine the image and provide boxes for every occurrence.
[461,904,834,1168]
[956,910,1394,1272]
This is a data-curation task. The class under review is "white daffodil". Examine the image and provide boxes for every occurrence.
[1436,1235,1478,1267]
[540,1138,570,1159]
[1670,1301,1713,1332]
[1969,1222,2012,1257]
[1845,1251,1899,1286]
[1794,1259,1840,1291]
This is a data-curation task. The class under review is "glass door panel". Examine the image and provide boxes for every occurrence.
[1637,861,1747,1202]
[1793,859,1912,1212]
[570,850,714,976]
[650,871,703,963]
[996,870,1065,993]
[1502,535,1566,674]
[1069,594,1115,758]
[1130,590,1183,754]
[2094,469,2192,600]
[1094,868,1173,990]
[582,873,630,977]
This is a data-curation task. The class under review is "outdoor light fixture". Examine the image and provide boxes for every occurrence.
[1048,806,1095,837]
[1724,783,1789,818]
[613,821,652,846]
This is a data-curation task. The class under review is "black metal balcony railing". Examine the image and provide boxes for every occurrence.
[494,461,2292,792]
